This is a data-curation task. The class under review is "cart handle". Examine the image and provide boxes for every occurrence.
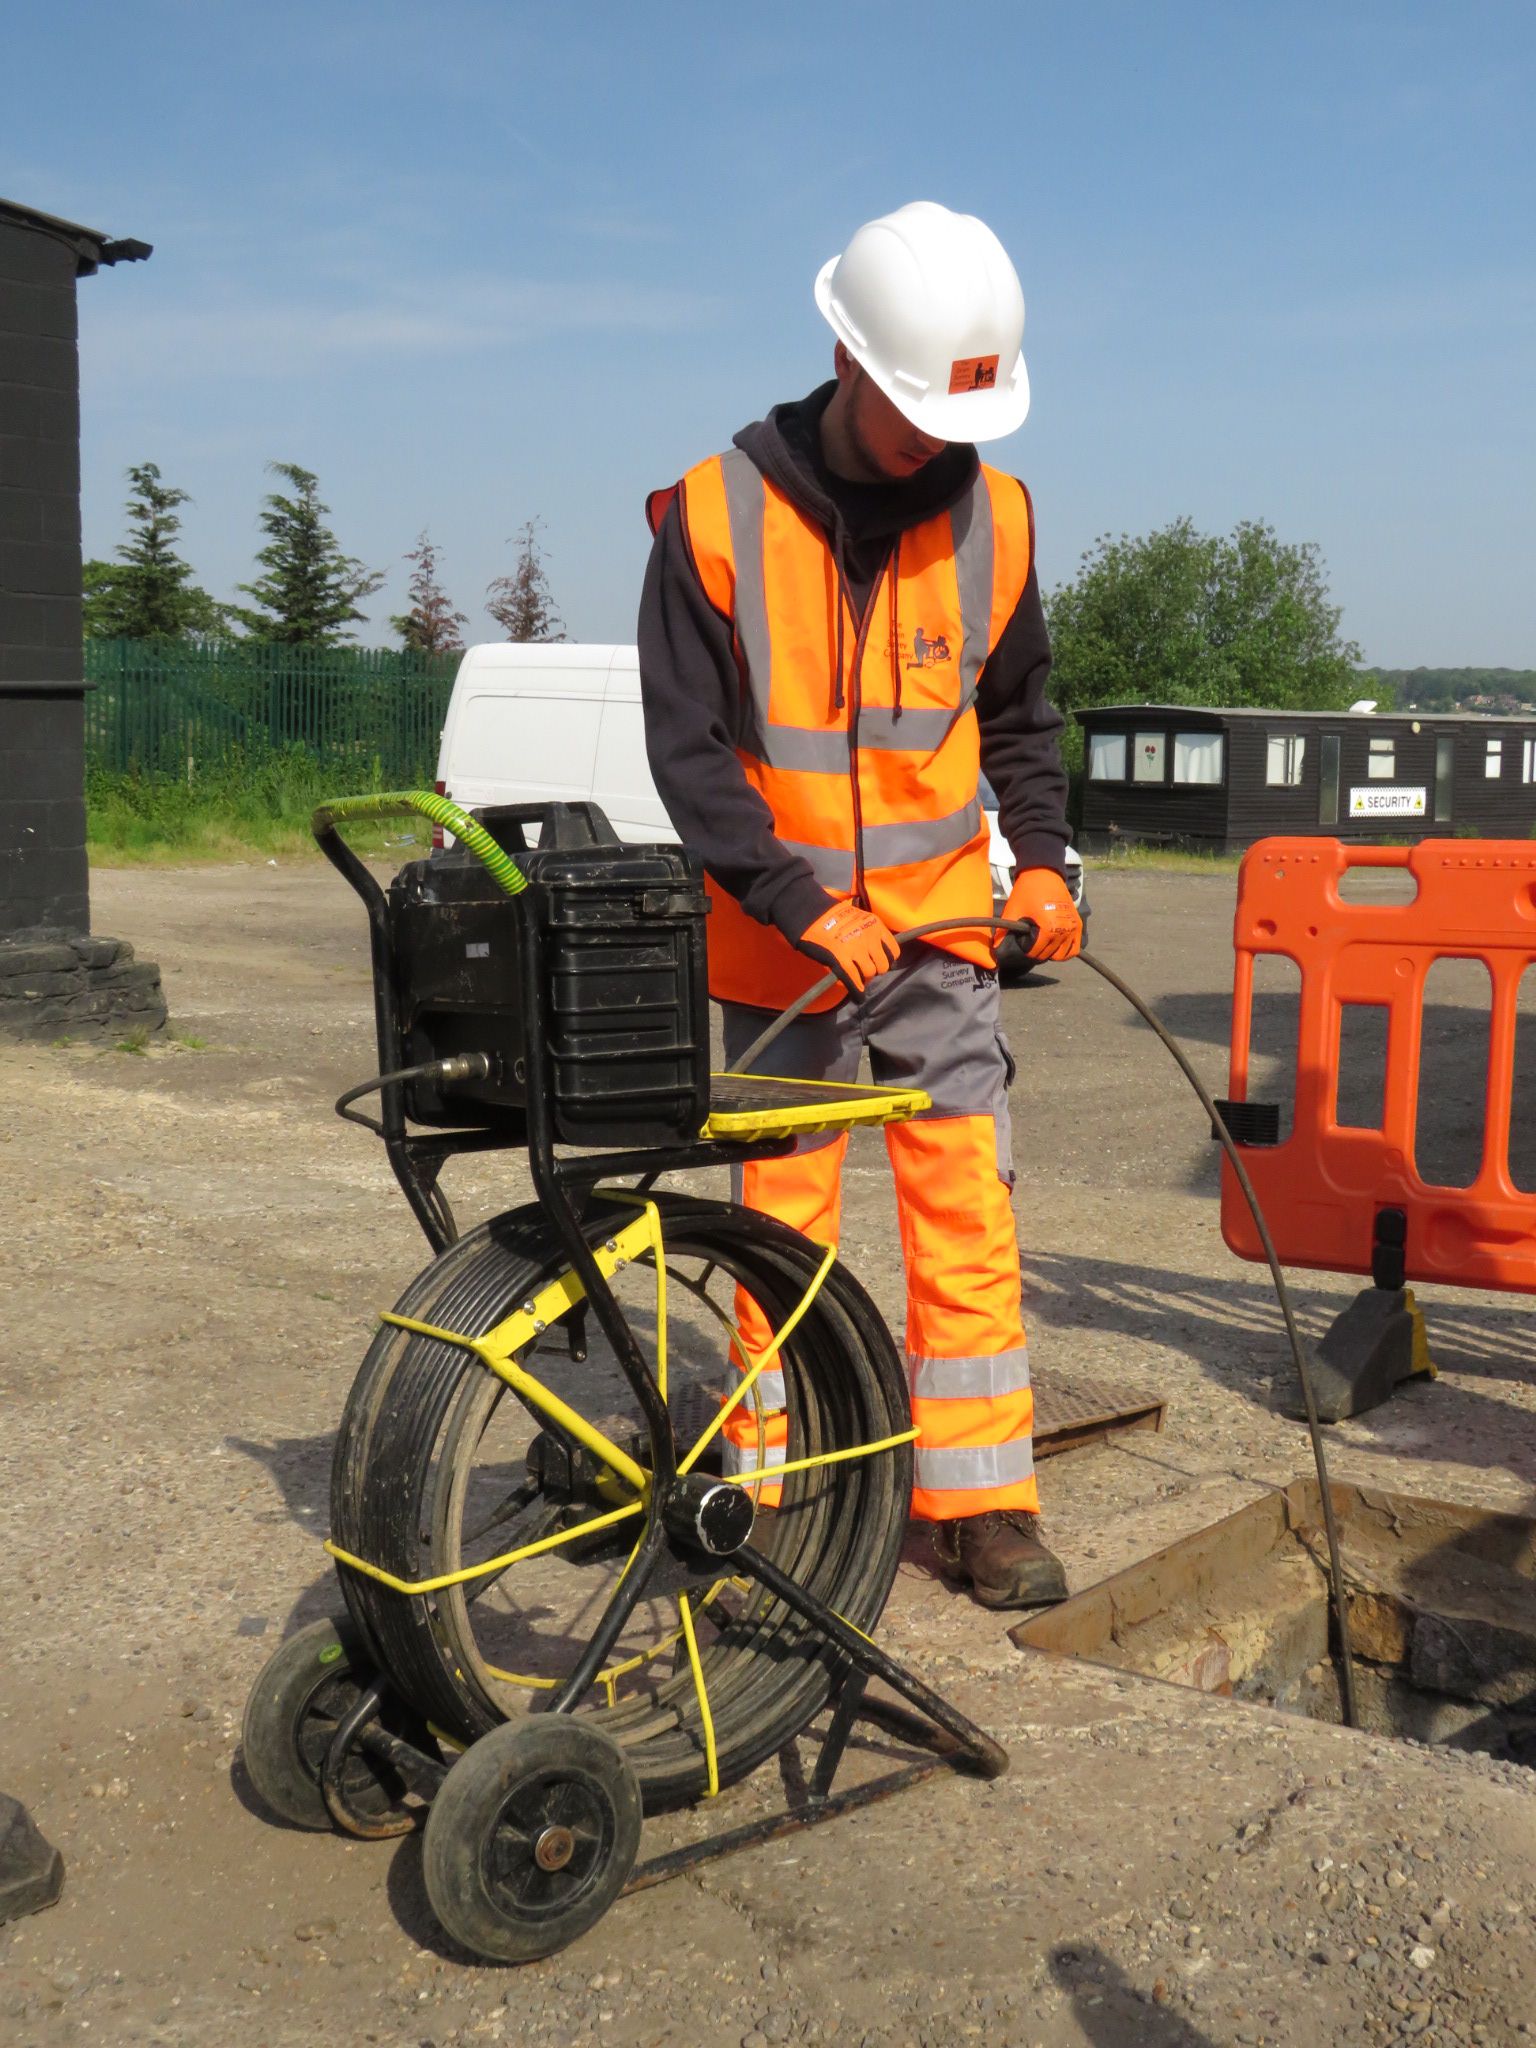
[310,790,529,898]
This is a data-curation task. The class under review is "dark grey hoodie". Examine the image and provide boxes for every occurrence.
[636,380,1069,949]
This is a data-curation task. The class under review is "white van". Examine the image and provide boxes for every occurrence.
[434,644,1083,954]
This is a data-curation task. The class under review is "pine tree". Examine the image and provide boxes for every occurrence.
[391,531,468,654]
[82,462,225,638]
[232,461,384,645]
[485,519,566,642]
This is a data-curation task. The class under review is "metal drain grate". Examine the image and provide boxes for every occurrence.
[1031,1370,1165,1459]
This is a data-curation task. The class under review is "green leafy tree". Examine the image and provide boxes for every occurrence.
[1045,518,1363,759]
[83,462,226,638]
[232,462,384,645]
[485,518,565,642]
[391,530,468,654]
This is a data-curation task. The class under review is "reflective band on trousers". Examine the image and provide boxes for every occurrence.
[725,1366,786,1410]
[914,1438,1036,1495]
[722,1435,788,1477]
[909,1346,1031,1402]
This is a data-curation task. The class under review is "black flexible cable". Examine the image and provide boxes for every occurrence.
[334,1052,495,1135]
[726,914,1360,1729]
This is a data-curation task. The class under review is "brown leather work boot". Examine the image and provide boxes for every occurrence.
[931,1509,1068,1611]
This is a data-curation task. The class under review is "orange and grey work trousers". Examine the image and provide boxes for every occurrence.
[720,944,1036,1523]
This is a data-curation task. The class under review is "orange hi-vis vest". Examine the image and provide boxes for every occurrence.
[678,449,1033,1012]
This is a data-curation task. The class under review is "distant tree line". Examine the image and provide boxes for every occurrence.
[1357,667,1536,713]
[84,461,564,651]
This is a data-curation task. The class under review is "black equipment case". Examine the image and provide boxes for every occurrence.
[386,802,711,1147]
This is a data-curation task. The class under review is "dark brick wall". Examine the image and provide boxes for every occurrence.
[0,217,89,936]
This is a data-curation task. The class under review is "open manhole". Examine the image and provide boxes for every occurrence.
[1012,1479,1536,1764]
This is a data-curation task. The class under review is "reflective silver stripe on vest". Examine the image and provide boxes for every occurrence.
[751,707,962,772]
[719,447,772,750]
[724,1367,786,1411]
[909,1346,1031,1403]
[777,839,855,893]
[860,796,984,872]
[720,458,998,764]
[950,475,995,714]
[914,1438,1036,1495]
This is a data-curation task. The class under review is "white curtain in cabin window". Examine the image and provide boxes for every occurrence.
[1088,733,1127,781]
[1265,733,1306,787]
[1173,732,1224,784]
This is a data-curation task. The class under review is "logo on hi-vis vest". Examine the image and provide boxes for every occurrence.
[948,354,1000,395]
[905,627,952,670]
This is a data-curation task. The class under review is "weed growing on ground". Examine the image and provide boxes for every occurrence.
[1088,844,1242,874]
[172,1033,208,1050]
[86,746,413,866]
[112,1026,152,1054]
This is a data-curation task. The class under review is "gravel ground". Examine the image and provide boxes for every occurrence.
[2,857,1534,2047]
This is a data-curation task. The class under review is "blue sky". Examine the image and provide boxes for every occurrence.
[4,1,1533,666]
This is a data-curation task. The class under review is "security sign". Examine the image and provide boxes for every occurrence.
[1348,785,1427,818]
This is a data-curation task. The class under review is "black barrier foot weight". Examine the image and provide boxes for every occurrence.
[0,1795,63,1922]
[1283,1286,1435,1424]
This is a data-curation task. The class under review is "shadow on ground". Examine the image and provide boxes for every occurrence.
[1050,1945,1221,2045]
[1024,1245,1536,1484]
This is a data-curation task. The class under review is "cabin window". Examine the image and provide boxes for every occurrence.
[1524,738,1536,783]
[1435,737,1455,821]
[1088,733,1127,781]
[1133,732,1166,783]
[1367,736,1396,780]
[1486,739,1504,779]
[1172,732,1223,784]
[1265,733,1306,787]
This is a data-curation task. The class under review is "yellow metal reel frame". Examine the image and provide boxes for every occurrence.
[324,1197,916,1750]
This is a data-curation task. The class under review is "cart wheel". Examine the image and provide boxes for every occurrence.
[422,1719,641,1963]
[241,1616,433,1832]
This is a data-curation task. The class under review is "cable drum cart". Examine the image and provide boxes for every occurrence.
[241,791,1008,1964]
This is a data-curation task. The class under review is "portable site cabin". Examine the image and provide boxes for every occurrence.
[1073,704,1536,852]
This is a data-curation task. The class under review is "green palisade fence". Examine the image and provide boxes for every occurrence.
[84,639,460,785]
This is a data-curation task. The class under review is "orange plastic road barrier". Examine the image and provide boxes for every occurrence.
[1223,837,1536,1293]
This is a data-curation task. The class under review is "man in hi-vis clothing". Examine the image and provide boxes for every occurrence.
[638,202,1080,1609]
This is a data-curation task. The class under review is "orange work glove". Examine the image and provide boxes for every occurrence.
[796,900,901,995]
[1002,867,1083,962]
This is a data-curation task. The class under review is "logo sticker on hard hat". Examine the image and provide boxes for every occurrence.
[948,354,1000,394]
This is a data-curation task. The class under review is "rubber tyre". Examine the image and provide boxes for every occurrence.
[240,1615,425,1832]
[422,1720,642,1963]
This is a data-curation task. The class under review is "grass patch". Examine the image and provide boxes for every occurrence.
[112,1026,152,1055]
[1087,843,1242,874]
[86,747,427,867]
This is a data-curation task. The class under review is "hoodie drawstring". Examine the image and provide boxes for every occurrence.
[889,533,903,721]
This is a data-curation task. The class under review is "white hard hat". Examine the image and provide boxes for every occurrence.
[814,201,1029,443]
